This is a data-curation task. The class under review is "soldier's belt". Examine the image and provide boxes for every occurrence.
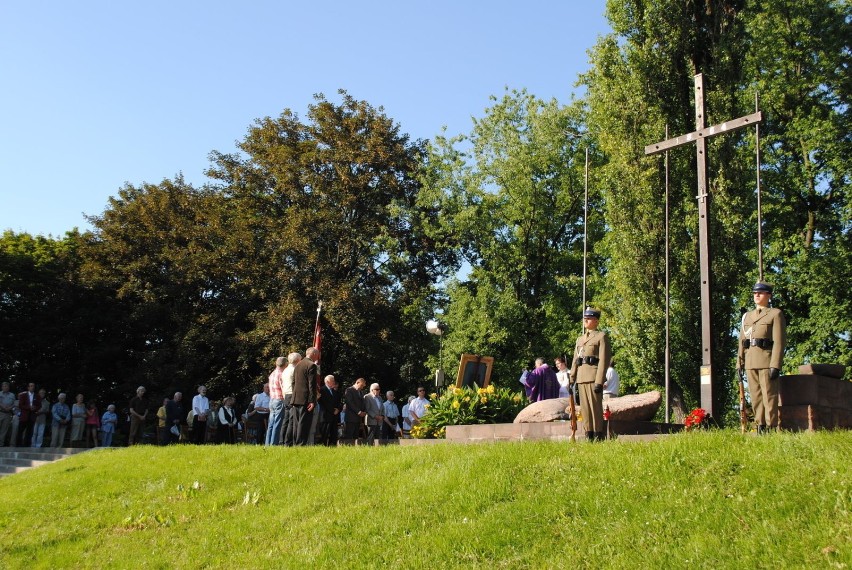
[574,356,600,367]
[743,338,773,349]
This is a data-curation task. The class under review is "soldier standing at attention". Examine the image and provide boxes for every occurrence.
[738,281,786,434]
[569,308,611,442]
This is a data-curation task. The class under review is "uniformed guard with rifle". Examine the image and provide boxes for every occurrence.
[569,307,611,442]
[737,281,786,434]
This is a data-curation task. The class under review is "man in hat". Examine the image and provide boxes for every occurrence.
[737,281,786,433]
[569,308,611,441]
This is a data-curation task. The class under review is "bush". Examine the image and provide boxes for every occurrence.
[410,385,526,438]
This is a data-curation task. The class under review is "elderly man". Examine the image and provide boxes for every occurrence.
[364,383,384,445]
[0,381,16,446]
[290,347,319,446]
[343,377,367,441]
[50,393,71,448]
[318,375,342,446]
[254,383,271,433]
[128,386,148,445]
[192,385,209,444]
[281,352,302,446]
[166,392,184,444]
[17,382,41,447]
[265,356,288,446]
[382,391,400,439]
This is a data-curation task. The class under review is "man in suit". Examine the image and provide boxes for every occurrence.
[364,383,384,445]
[569,308,611,442]
[17,382,41,447]
[343,377,367,441]
[738,281,786,433]
[318,375,342,446]
[290,347,319,445]
[165,392,184,444]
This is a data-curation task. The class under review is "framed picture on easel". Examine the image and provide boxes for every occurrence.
[455,354,494,389]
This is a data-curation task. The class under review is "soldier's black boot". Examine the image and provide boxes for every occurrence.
[757,425,765,435]
[595,432,605,441]
[585,431,595,441]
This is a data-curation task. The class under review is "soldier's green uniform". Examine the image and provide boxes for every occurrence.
[737,281,786,432]
[569,308,611,441]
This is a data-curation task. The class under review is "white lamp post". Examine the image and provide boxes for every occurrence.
[426,319,445,387]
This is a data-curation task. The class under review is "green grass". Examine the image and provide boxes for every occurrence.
[1,431,850,569]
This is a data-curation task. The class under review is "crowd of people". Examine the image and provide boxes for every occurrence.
[0,347,434,448]
[0,382,119,448]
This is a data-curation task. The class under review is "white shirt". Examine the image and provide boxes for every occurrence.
[282,364,296,395]
[605,367,620,397]
[556,369,571,398]
[401,404,411,430]
[383,400,399,419]
[409,397,429,422]
[192,394,209,415]
[218,406,237,426]
[254,392,270,413]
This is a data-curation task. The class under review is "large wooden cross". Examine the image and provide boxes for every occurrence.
[645,73,761,417]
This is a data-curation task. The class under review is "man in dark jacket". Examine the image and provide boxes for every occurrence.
[343,377,367,441]
[318,375,342,446]
[165,392,185,444]
[290,347,319,445]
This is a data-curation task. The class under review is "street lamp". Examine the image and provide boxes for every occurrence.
[426,319,445,387]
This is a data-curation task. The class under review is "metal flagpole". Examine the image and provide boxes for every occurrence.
[664,125,671,424]
[582,147,589,332]
[755,92,764,282]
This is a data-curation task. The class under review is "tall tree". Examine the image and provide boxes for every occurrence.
[582,0,851,421]
[206,90,454,390]
[423,89,597,382]
[82,176,249,398]
[0,230,120,398]
[743,0,851,369]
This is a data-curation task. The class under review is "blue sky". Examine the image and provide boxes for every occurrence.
[1,1,611,237]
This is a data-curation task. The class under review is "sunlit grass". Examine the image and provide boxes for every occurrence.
[0,430,849,569]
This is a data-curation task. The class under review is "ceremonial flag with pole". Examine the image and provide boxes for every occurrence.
[313,301,323,392]
[313,301,323,360]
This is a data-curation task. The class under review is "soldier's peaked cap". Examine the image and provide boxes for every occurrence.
[752,281,773,294]
[583,308,601,318]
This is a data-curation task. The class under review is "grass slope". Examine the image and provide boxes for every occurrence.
[0,431,849,569]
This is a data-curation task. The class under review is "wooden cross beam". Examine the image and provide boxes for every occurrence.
[644,73,762,417]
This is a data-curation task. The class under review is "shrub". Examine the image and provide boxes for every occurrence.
[410,384,526,438]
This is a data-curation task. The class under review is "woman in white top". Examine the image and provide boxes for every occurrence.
[555,356,571,399]
[191,385,209,444]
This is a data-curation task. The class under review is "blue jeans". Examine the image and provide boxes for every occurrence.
[265,398,285,445]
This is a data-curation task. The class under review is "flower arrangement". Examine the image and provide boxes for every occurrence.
[410,384,526,439]
[684,408,708,431]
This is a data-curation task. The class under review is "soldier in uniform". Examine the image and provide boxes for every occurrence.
[737,281,786,433]
[569,308,611,441]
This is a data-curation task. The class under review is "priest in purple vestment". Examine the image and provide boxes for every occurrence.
[522,357,561,401]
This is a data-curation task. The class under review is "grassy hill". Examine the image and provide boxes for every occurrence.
[0,431,849,569]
